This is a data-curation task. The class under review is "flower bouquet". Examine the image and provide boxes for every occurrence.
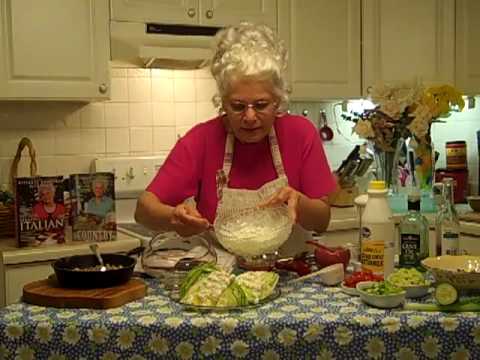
[344,81,464,192]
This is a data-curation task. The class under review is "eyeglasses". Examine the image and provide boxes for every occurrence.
[226,100,276,114]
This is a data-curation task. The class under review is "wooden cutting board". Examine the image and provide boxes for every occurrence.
[23,277,147,309]
[459,211,480,224]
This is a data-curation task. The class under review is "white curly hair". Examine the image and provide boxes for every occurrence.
[210,22,289,111]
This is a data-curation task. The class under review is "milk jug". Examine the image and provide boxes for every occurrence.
[360,181,395,277]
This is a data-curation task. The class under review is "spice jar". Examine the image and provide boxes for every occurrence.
[446,141,467,169]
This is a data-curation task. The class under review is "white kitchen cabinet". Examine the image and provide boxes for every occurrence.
[278,0,361,100]
[111,0,277,29]
[362,0,455,93]
[0,236,141,307]
[455,0,480,95]
[0,0,110,100]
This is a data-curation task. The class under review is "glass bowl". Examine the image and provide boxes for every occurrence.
[214,206,293,258]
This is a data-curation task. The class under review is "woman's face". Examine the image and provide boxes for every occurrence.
[223,78,278,143]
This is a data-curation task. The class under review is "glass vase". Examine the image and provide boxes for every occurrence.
[372,140,406,213]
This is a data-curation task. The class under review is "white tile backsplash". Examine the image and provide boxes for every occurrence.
[151,78,174,102]
[130,127,153,153]
[1,64,479,195]
[174,78,196,102]
[106,128,130,154]
[128,102,153,127]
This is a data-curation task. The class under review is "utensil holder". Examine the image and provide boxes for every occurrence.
[0,137,38,238]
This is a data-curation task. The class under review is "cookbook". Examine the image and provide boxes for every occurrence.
[15,176,67,247]
[69,172,116,241]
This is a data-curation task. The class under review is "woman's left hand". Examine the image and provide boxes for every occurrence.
[258,186,301,223]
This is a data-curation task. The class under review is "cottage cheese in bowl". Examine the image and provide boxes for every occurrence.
[214,206,293,257]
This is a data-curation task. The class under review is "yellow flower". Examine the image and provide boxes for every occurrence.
[200,336,221,355]
[365,337,385,359]
[262,350,280,360]
[381,317,401,333]
[421,336,441,359]
[316,348,335,360]
[16,346,35,360]
[36,323,53,343]
[304,323,324,343]
[117,329,135,350]
[451,346,470,360]
[88,326,108,345]
[165,317,183,328]
[439,317,459,331]
[230,340,249,358]
[63,325,80,345]
[6,323,23,339]
[396,347,417,360]
[471,326,480,344]
[221,318,239,334]
[100,352,119,360]
[334,326,353,346]
[277,328,297,347]
[148,335,169,355]
[175,341,194,360]
[251,323,271,341]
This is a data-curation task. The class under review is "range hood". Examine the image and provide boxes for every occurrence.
[110,22,220,69]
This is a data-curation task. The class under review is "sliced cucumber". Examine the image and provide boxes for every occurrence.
[435,283,458,306]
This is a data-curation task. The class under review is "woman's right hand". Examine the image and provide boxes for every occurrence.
[170,203,211,237]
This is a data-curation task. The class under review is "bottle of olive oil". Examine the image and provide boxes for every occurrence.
[398,192,429,267]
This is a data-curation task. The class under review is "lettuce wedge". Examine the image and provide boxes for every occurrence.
[180,268,234,306]
[217,281,248,307]
[235,271,279,304]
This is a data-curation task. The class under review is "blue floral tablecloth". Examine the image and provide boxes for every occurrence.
[0,277,479,360]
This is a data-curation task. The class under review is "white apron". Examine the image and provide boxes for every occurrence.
[214,127,311,258]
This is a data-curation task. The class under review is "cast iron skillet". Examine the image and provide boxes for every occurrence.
[53,249,141,289]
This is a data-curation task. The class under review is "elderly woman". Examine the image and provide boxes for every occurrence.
[135,22,336,256]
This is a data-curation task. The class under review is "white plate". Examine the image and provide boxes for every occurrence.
[340,282,359,296]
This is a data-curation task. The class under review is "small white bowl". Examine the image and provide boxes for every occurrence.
[340,281,359,296]
[402,284,431,299]
[356,281,406,309]
[317,263,344,286]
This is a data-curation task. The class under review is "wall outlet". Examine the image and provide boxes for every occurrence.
[94,156,167,198]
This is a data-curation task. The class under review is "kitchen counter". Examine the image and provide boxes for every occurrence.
[0,275,478,359]
[328,204,480,236]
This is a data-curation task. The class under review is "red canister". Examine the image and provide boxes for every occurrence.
[435,168,469,203]
[446,141,467,170]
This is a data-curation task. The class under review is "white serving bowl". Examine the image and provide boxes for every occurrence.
[356,281,406,309]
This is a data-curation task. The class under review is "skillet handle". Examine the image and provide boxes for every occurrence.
[125,246,145,257]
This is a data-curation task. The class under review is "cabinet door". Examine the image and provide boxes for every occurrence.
[5,262,54,306]
[200,0,277,29]
[363,0,455,93]
[111,0,199,24]
[278,0,361,100]
[456,0,480,95]
[0,0,110,100]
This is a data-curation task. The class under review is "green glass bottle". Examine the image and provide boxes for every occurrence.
[398,193,429,267]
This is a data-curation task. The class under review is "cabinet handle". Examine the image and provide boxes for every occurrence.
[98,83,108,94]
[187,8,196,18]
[205,9,213,19]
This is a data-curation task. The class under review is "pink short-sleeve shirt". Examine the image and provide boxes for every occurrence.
[147,114,336,223]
